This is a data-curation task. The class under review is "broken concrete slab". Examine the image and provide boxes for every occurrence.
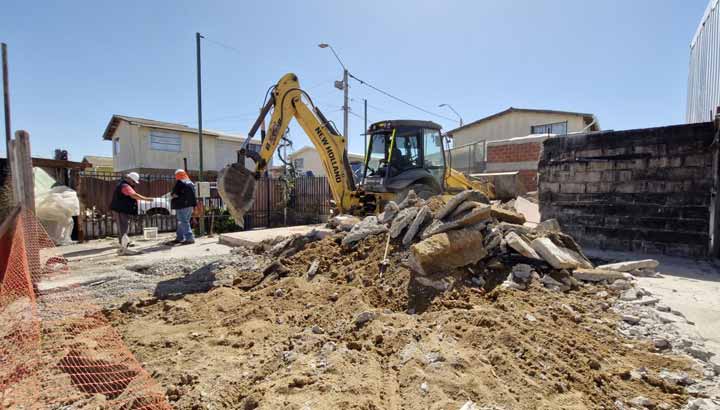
[342,216,388,247]
[530,237,584,269]
[534,219,561,234]
[453,204,491,227]
[389,207,419,239]
[327,215,361,232]
[448,200,481,220]
[572,268,629,283]
[596,259,659,272]
[491,206,527,225]
[514,196,540,224]
[397,190,419,210]
[505,231,541,259]
[435,190,489,220]
[409,227,486,275]
[402,206,431,246]
[379,201,399,224]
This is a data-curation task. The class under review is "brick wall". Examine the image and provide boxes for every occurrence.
[486,137,545,192]
[487,142,541,163]
[539,122,717,257]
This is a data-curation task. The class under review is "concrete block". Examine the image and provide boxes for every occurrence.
[560,183,586,194]
[409,228,486,275]
[505,231,541,259]
[530,237,585,269]
[491,206,526,225]
[572,268,629,282]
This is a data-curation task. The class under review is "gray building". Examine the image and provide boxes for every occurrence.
[687,0,720,123]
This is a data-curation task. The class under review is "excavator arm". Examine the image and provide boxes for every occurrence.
[218,73,359,226]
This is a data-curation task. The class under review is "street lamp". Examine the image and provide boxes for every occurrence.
[318,43,349,139]
[439,103,463,126]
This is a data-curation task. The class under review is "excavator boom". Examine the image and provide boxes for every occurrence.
[218,73,359,226]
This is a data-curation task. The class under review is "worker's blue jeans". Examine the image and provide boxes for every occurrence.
[175,207,195,242]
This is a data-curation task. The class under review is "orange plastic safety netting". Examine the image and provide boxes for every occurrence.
[0,209,172,409]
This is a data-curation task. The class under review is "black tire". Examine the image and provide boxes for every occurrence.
[396,183,439,202]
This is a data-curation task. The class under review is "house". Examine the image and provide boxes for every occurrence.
[81,155,114,173]
[102,115,262,175]
[288,146,364,178]
[447,107,600,150]
[445,107,600,175]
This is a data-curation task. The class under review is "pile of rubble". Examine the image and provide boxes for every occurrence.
[329,189,657,294]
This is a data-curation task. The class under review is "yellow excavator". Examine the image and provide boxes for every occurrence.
[217,73,492,224]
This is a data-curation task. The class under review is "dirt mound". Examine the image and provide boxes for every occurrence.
[108,234,697,410]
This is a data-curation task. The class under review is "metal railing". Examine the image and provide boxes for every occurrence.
[447,140,486,175]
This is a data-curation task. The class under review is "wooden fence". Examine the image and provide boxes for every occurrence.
[76,171,332,240]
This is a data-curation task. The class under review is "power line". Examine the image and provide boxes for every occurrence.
[348,73,456,122]
[202,36,245,56]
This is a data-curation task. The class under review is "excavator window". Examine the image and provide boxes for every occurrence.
[364,127,424,179]
[423,128,445,187]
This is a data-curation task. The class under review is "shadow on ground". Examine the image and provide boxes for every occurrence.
[153,262,220,300]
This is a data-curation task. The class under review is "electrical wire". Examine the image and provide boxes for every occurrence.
[202,36,246,56]
[348,73,456,122]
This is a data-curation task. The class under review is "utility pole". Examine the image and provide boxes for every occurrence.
[2,43,11,163]
[196,32,205,235]
[343,69,349,139]
[318,43,349,138]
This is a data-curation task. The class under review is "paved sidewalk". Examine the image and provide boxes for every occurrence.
[586,248,720,357]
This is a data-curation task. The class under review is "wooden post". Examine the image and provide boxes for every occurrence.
[73,169,86,242]
[12,130,34,213]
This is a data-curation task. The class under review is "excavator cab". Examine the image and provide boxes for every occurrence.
[361,120,446,200]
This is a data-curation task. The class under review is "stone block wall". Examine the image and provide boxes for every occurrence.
[539,122,717,257]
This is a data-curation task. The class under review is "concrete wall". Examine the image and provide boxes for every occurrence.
[112,121,257,172]
[539,122,717,257]
[452,112,587,148]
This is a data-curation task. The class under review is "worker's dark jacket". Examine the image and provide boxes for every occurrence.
[171,180,197,210]
[110,180,138,215]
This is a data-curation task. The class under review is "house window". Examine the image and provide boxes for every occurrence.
[149,131,182,152]
[113,139,120,155]
[293,158,304,171]
[531,121,568,135]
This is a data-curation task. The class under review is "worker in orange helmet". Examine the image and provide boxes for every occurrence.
[169,169,198,245]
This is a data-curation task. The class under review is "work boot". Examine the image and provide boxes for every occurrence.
[180,240,195,245]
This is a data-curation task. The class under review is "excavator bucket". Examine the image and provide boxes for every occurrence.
[217,163,257,228]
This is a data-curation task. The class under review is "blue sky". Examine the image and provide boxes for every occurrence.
[0,0,710,160]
